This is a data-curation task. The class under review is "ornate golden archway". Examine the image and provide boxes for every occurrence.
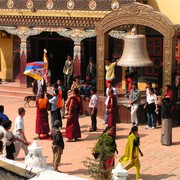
[95,2,177,94]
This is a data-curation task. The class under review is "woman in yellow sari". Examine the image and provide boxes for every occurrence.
[119,126,143,180]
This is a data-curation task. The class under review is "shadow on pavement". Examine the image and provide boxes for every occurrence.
[80,125,89,128]
[116,135,128,140]
[116,127,130,131]
[82,134,101,141]
[140,133,149,138]
[64,168,89,176]
[46,162,72,166]
[172,141,180,146]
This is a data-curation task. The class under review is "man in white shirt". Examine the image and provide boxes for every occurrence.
[145,87,158,129]
[145,82,152,100]
[14,107,29,159]
[89,88,98,132]
[104,82,117,124]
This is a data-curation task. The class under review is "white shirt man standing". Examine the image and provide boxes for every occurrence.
[129,82,141,126]
[14,107,29,159]
[89,88,98,132]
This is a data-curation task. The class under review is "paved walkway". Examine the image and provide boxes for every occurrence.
[1,96,180,180]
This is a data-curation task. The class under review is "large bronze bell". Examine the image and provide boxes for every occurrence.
[117,33,153,67]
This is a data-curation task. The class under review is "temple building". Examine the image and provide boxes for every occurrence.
[0,0,179,95]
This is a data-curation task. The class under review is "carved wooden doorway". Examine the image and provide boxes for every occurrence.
[95,2,176,95]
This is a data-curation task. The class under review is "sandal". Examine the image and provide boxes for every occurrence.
[34,137,42,140]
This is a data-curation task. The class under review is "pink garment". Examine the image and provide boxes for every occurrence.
[163,91,173,100]
[127,77,133,93]
[107,95,118,137]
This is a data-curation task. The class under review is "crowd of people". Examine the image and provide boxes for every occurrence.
[0,56,178,179]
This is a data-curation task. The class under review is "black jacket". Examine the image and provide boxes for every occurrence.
[51,128,64,149]
[86,64,96,79]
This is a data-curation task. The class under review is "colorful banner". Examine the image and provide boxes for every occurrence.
[24,61,48,80]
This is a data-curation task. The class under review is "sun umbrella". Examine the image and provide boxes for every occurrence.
[24,61,48,80]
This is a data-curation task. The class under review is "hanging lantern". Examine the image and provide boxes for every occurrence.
[117,29,153,67]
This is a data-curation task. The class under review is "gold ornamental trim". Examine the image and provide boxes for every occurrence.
[0,9,110,18]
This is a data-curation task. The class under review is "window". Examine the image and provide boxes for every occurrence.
[144,37,163,76]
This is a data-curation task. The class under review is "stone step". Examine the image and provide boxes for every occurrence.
[0,94,24,99]
[0,85,32,92]
[0,84,33,98]
[0,89,33,98]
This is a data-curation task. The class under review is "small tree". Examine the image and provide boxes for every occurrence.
[83,156,113,180]
[83,133,116,180]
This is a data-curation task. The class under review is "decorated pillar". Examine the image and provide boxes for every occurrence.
[73,41,81,77]
[19,55,26,87]
[163,36,176,86]
[20,37,27,56]
[19,37,28,87]
[96,30,105,95]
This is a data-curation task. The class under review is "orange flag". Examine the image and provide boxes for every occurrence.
[43,49,48,63]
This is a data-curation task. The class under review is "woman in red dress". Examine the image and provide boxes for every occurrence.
[35,93,50,140]
[161,85,174,145]
[66,88,81,142]
[162,85,174,114]
[162,85,174,100]
[107,89,118,138]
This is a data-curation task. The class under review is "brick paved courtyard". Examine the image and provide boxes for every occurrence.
[1,96,180,180]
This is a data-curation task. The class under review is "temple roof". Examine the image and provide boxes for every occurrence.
[0,0,147,28]
[0,13,102,28]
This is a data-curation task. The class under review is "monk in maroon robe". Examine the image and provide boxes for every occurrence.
[66,88,81,142]
[35,93,50,139]
[107,89,118,137]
